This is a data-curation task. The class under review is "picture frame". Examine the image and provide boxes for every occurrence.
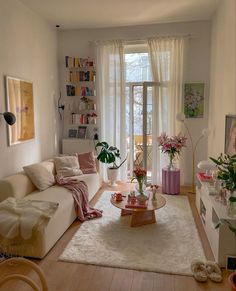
[68,128,78,138]
[5,76,35,146]
[184,82,205,118]
[78,126,87,139]
[225,115,236,156]
[226,255,236,271]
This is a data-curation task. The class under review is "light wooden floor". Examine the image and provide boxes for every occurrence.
[0,183,231,291]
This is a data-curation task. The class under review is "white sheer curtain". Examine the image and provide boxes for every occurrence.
[95,40,127,181]
[147,37,186,184]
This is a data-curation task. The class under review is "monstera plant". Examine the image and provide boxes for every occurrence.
[95,141,127,186]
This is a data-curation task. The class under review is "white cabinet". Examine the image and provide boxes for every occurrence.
[62,138,96,154]
[196,184,236,267]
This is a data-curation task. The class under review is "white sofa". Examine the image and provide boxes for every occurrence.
[0,160,102,258]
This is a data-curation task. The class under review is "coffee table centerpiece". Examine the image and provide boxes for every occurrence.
[131,167,149,205]
[111,191,166,227]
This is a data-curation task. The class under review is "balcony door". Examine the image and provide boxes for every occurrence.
[126,81,161,184]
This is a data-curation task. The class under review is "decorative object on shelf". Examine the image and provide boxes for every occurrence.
[225,115,236,156]
[95,141,127,186]
[184,82,204,118]
[93,127,99,140]
[157,132,187,169]
[176,112,211,193]
[6,76,35,146]
[197,160,215,176]
[78,126,87,139]
[88,112,97,124]
[0,112,16,125]
[58,92,65,120]
[68,129,77,138]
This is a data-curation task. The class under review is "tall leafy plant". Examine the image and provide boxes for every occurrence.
[210,154,236,192]
[95,141,127,169]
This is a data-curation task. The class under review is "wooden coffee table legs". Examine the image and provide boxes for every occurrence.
[121,209,156,227]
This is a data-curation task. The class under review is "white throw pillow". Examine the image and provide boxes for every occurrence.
[54,156,83,177]
[23,163,55,191]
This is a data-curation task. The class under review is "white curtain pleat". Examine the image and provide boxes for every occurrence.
[96,40,127,181]
[148,37,186,184]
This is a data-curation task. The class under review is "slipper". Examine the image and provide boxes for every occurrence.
[205,261,222,283]
[191,260,208,282]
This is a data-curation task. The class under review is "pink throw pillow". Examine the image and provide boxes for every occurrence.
[78,152,97,174]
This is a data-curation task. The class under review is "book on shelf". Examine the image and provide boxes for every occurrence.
[65,56,94,69]
[66,70,95,82]
[66,85,75,96]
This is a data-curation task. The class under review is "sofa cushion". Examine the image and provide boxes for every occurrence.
[54,156,83,177]
[78,152,97,174]
[23,163,55,191]
[0,172,36,202]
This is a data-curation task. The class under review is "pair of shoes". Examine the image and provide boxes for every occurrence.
[191,260,223,283]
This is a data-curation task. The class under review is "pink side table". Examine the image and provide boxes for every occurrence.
[162,167,180,195]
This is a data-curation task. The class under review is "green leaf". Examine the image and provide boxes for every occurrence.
[229,196,236,203]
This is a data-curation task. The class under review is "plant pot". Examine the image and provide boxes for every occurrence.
[228,272,236,291]
[107,167,119,187]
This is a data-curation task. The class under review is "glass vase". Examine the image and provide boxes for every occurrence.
[227,190,236,218]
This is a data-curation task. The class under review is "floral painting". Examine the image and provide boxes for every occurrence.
[184,83,204,118]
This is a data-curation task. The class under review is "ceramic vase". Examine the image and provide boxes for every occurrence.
[107,168,118,187]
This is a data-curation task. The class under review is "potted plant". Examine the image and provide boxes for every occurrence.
[211,154,236,290]
[210,154,236,216]
[95,141,127,186]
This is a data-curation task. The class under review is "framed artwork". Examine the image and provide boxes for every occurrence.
[68,129,77,138]
[78,126,87,139]
[6,76,35,146]
[184,83,205,118]
[225,115,236,156]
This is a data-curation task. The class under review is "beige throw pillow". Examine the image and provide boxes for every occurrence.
[23,163,55,191]
[54,156,83,177]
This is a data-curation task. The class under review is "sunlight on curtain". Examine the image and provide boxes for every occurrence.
[148,37,186,184]
[95,40,127,181]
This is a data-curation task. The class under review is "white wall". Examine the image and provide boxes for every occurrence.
[59,21,211,185]
[208,0,236,158]
[0,0,60,178]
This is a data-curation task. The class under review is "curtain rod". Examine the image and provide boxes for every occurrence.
[89,34,192,45]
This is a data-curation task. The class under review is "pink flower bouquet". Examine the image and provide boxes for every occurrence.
[157,133,187,168]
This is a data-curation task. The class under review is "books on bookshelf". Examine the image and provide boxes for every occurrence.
[65,56,94,68]
[66,85,95,97]
[72,112,97,125]
[66,70,95,82]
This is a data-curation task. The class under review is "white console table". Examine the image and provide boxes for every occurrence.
[196,182,236,267]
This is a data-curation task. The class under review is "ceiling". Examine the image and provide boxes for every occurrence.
[20,0,219,30]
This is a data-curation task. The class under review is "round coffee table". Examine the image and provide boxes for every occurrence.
[110,193,166,227]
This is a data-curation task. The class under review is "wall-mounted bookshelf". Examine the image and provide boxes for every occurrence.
[64,56,98,140]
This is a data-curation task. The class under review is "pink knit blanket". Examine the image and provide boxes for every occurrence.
[56,175,102,221]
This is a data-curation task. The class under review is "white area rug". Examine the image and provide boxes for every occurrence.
[59,191,205,276]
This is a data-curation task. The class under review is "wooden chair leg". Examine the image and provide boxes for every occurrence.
[0,257,48,291]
